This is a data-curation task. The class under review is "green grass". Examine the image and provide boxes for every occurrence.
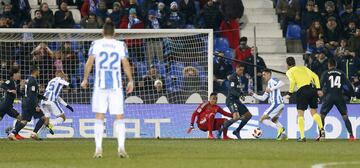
[0,139,359,168]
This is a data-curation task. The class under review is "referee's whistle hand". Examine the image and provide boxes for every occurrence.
[317,90,324,97]
[283,95,291,99]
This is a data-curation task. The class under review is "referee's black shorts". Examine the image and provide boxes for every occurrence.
[320,94,347,116]
[296,85,318,110]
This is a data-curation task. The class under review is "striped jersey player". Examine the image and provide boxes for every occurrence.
[250,69,286,140]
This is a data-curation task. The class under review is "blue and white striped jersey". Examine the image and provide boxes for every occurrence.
[44,77,69,102]
[267,78,284,104]
[88,38,128,89]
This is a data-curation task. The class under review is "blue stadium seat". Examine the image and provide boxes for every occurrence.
[224,49,235,60]
[154,62,167,77]
[169,62,184,77]
[286,24,301,40]
[214,37,230,52]
[134,61,148,77]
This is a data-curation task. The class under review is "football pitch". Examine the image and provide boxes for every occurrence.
[0,139,359,168]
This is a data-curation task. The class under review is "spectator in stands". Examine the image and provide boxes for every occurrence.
[54,51,63,71]
[341,4,358,27]
[307,20,324,49]
[335,39,350,58]
[109,2,125,27]
[80,13,100,28]
[146,10,160,29]
[323,1,342,30]
[10,0,31,27]
[182,66,201,92]
[348,28,360,57]
[324,17,343,50]
[129,0,143,21]
[95,0,108,26]
[213,50,233,93]
[40,3,54,28]
[1,4,15,27]
[276,0,301,36]
[198,0,222,31]
[124,8,144,29]
[54,2,75,28]
[56,0,81,6]
[345,20,357,39]
[337,49,360,80]
[312,39,332,58]
[155,1,169,28]
[234,37,252,63]
[301,1,322,49]
[244,47,267,92]
[166,1,185,28]
[178,0,196,27]
[0,16,9,28]
[61,42,79,89]
[31,42,54,85]
[141,64,165,103]
[219,0,243,49]
[311,51,328,77]
[144,0,158,14]
[30,9,50,28]
[80,0,100,17]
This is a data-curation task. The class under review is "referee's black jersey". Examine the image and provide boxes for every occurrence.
[320,68,354,96]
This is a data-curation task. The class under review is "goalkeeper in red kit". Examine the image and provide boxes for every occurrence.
[187,92,233,139]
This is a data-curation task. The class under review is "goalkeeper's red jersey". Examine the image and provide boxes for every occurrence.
[190,102,232,125]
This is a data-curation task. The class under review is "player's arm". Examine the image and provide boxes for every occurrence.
[59,79,70,86]
[251,92,269,101]
[286,70,296,94]
[0,80,15,94]
[320,71,327,89]
[342,72,355,96]
[188,104,202,133]
[121,43,134,95]
[81,55,95,88]
[270,80,285,91]
[58,97,74,112]
[306,67,321,90]
[216,106,233,118]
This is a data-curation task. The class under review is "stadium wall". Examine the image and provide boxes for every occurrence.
[1,104,359,139]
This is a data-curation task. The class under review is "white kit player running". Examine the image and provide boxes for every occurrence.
[249,69,287,140]
[41,71,74,134]
[81,22,134,159]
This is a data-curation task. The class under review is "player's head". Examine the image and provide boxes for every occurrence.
[10,67,21,81]
[102,22,115,37]
[209,92,218,105]
[30,66,40,77]
[327,58,337,69]
[235,63,245,76]
[55,70,68,80]
[262,69,272,82]
[286,57,296,69]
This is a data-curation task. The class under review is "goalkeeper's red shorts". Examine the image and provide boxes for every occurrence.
[198,118,226,131]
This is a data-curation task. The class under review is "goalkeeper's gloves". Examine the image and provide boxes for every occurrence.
[66,105,74,112]
[187,123,194,134]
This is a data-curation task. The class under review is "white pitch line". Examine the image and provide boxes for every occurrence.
[312,161,360,168]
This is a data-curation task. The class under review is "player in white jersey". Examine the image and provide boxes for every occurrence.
[81,22,134,159]
[40,71,74,135]
[249,69,286,140]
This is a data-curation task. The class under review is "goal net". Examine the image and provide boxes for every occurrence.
[0,29,213,139]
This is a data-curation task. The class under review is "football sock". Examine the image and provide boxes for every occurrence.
[275,120,283,128]
[12,120,26,134]
[94,119,104,151]
[222,119,236,130]
[33,118,45,133]
[114,119,126,151]
[342,115,353,136]
[207,115,215,135]
[262,119,278,129]
[298,116,305,139]
[235,117,250,133]
[312,113,323,130]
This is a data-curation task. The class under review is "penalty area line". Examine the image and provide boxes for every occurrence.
[312,161,360,168]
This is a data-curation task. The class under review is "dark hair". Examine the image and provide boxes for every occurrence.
[286,57,296,66]
[9,67,20,77]
[103,22,115,36]
[34,9,41,15]
[236,63,245,68]
[263,69,272,74]
[210,92,217,97]
[328,58,337,67]
[30,66,39,74]
[240,37,248,42]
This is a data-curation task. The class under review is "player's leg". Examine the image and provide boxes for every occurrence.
[109,89,128,158]
[335,99,354,140]
[233,101,252,139]
[31,110,46,140]
[260,104,278,129]
[206,113,216,138]
[266,104,286,139]
[9,107,31,140]
[213,118,229,139]
[308,89,325,140]
[319,96,333,128]
[39,103,54,135]
[92,89,108,158]
[218,99,240,138]
[50,102,66,126]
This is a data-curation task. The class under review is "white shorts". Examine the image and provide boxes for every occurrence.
[92,88,124,115]
[263,103,284,119]
[40,100,64,118]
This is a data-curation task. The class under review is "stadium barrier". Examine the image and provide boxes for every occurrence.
[1,104,359,139]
